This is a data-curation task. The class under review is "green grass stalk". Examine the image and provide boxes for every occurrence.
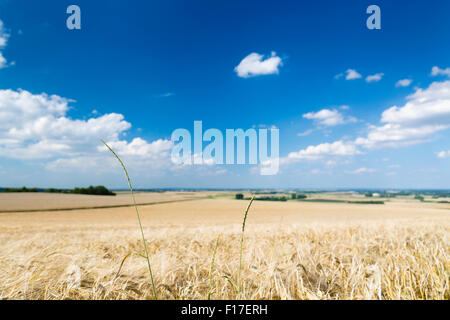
[100,139,158,300]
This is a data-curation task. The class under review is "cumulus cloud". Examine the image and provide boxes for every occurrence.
[282,140,361,164]
[0,20,9,48]
[297,129,313,137]
[0,53,7,69]
[381,81,450,126]
[303,108,357,127]
[345,69,362,80]
[0,89,173,173]
[396,79,413,87]
[0,20,10,68]
[234,52,282,78]
[283,80,450,166]
[348,167,376,174]
[354,123,443,149]
[45,156,116,173]
[104,138,172,157]
[431,66,450,77]
[437,150,450,158]
[366,73,384,83]
[303,109,345,126]
[353,80,450,149]
[371,80,450,146]
[335,69,362,80]
[0,89,130,158]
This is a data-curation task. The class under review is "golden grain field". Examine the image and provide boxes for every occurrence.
[0,195,449,300]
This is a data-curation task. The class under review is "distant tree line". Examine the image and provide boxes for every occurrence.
[252,191,281,195]
[1,186,41,193]
[72,186,115,196]
[234,193,307,202]
[235,193,288,201]
[291,193,307,200]
[0,186,116,196]
[254,196,288,202]
[233,192,383,204]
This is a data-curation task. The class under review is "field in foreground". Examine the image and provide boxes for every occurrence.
[0,195,449,300]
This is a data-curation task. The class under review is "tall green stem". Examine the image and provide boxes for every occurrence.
[100,139,158,300]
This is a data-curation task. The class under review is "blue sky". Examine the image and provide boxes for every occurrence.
[0,0,450,189]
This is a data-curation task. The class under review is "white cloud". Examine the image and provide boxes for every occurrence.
[348,167,376,174]
[303,108,357,127]
[345,69,362,80]
[0,20,9,48]
[334,69,364,80]
[366,73,384,83]
[431,66,450,77]
[0,52,6,69]
[437,150,450,159]
[282,80,450,167]
[354,123,442,149]
[0,20,10,69]
[356,80,450,149]
[381,81,450,126]
[234,52,282,78]
[0,89,173,174]
[297,129,313,137]
[396,79,413,87]
[304,109,344,126]
[45,156,116,173]
[283,140,361,164]
[101,138,173,158]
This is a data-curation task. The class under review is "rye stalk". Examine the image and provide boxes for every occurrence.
[100,139,158,300]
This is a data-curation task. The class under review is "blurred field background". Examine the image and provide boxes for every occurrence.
[0,192,448,300]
